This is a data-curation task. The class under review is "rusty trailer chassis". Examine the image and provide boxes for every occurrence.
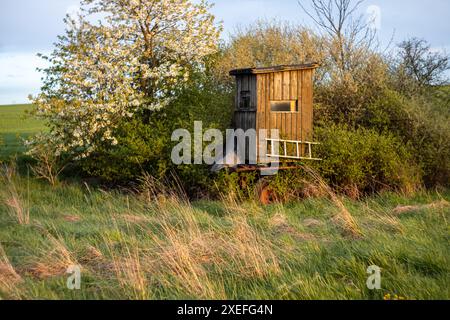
[224,140,321,204]
[230,164,304,173]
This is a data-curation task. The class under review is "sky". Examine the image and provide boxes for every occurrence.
[1,0,449,105]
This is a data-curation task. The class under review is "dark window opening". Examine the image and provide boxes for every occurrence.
[270,100,298,112]
[239,91,251,109]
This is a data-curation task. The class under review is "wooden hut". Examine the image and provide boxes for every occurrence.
[229,63,320,162]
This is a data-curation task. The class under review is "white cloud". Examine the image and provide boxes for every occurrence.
[66,4,81,17]
[0,52,49,104]
[430,45,450,54]
[66,4,82,25]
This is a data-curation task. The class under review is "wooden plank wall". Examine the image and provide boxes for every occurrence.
[234,110,257,132]
[236,74,257,110]
[234,75,257,132]
[256,69,314,156]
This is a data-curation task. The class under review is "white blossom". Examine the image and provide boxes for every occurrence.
[30,0,221,157]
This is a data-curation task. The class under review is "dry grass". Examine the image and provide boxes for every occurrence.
[1,172,280,300]
[393,200,450,215]
[3,196,29,225]
[105,238,150,300]
[269,211,317,241]
[0,164,30,225]
[0,246,23,299]
[26,228,78,279]
[374,214,404,234]
[300,180,327,199]
[2,167,447,299]
[151,225,224,299]
[362,203,405,234]
[303,218,324,228]
[330,197,363,238]
[80,245,104,265]
[302,166,363,238]
[225,215,280,277]
[62,214,81,222]
[108,176,282,299]
[28,143,67,187]
[147,196,227,299]
[121,214,152,224]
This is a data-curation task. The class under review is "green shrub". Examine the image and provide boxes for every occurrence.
[264,169,309,201]
[360,89,450,187]
[212,170,260,201]
[358,89,412,134]
[314,124,421,195]
[80,70,234,197]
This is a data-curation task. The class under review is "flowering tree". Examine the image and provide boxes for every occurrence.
[30,0,221,158]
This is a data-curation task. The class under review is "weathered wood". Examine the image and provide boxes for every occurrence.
[250,75,257,109]
[231,64,318,162]
[230,63,320,75]
[276,113,282,135]
[282,71,290,100]
[269,73,274,133]
[274,72,282,101]
[290,70,297,100]
[289,71,297,141]
[297,70,303,143]
[302,69,313,142]
[242,75,248,92]
[234,110,256,132]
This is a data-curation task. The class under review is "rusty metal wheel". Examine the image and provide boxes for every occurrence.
[255,179,274,205]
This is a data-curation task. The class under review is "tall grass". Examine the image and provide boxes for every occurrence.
[0,245,23,299]
[26,227,79,280]
[135,175,280,299]
[302,166,362,238]
[0,165,448,300]
[0,163,30,225]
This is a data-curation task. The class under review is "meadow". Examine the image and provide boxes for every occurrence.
[0,104,449,300]
[0,104,46,159]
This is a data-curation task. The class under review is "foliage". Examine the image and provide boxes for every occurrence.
[314,124,421,195]
[359,89,450,187]
[27,135,69,187]
[21,0,449,194]
[314,52,388,125]
[214,19,389,127]
[80,68,234,195]
[298,0,389,125]
[213,21,324,87]
[30,0,221,159]
[212,5,448,192]
[392,38,449,94]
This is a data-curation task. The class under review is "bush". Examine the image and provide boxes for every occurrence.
[80,70,234,197]
[408,98,450,187]
[314,124,421,195]
[359,89,450,187]
[28,14,448,195]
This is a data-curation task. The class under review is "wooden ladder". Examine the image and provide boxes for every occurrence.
[266,138,321,161]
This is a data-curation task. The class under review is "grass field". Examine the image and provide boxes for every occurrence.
[0,171,449,300]
[0,104,46,159]
[0,104,449,300]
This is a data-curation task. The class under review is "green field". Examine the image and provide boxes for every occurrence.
[0,173,449,300]
[0,104,449,300]
[0,104,46,159]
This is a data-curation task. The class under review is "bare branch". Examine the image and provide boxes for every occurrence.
[397,38,449,87]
